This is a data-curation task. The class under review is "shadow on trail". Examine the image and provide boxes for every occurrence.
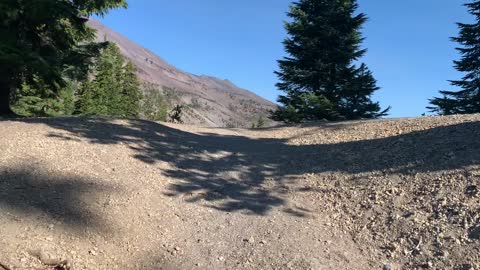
[0,162,115,232]
[10,117,480,216]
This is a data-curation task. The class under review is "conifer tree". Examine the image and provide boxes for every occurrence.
[272,0,389,122]
[0,0,127,115]
[429,1,480,115]
[77,44,123,116]
[12,78,76,117]
[338,63,384,119]
[121,62,142,118]
[77,43,141,118]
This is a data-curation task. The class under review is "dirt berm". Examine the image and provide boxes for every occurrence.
[0,115,479,269]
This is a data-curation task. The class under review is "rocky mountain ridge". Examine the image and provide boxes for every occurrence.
[88,19,276,127]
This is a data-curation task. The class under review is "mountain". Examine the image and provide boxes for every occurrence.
[88,19,276,127]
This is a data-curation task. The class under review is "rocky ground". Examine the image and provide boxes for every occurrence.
[0,115,479,269]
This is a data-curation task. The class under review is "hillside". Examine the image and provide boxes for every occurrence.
[87,19,276,128]
[1,115,479,269]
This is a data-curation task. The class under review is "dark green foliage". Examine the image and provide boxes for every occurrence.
[429,1,480,115]
[12,78,76,117]
[77,43,141,118]
[77,43,123,116]
[338,63,386,119]
[121,62,142,116]
[272,93,336,123]
[272,0,389,122]
[60,82,77,116]
[140,83,169,122]
[0,0,127,115]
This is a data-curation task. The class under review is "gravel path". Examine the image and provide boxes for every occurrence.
[0,115,479,269]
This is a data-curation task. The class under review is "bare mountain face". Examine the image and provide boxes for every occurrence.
[88,19,276,127]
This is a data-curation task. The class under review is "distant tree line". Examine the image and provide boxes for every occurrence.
[12,43,143,118]
[10,41,167,120]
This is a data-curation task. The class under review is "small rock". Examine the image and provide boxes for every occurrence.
[243,236,255,243]
[468,225,480,240]
[383,263,393,270]
[458,264,474,270]
[174,247,180,251]
[466,185,478,197]
[89,250,97,256]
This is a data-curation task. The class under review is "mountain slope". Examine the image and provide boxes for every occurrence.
[88,19,276,127]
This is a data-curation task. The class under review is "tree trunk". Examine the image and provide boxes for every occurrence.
[0,79,14,116]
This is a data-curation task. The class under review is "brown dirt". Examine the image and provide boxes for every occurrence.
[0,115,479,269]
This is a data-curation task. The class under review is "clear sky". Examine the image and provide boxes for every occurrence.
[96,0,471,118]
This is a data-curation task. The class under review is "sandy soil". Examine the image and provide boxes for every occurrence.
[0,115,479,269]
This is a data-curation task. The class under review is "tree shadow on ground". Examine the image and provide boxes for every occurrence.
[0,162,115,232]
[10,117,480,216]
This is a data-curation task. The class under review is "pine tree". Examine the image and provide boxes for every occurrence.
[272,0,389,122]
[99,43,125,117]
[77,44,120,116]
[77,43,141,118]
[0,0,127,115]
[121,62,142,118]
[338,63,385,119]
[12,78,76,117]
[429,1,480,115]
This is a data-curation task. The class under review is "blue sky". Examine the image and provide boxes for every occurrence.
[97,0,470,117]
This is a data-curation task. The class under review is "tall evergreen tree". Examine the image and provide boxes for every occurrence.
[429,1,480,115]
[121,61,141,118]
[77,43,141,118]
[77,44,122,116]
[272,0,389,122]
[0,0,127,115]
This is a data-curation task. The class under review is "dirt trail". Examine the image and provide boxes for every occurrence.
[0,115,479,269]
